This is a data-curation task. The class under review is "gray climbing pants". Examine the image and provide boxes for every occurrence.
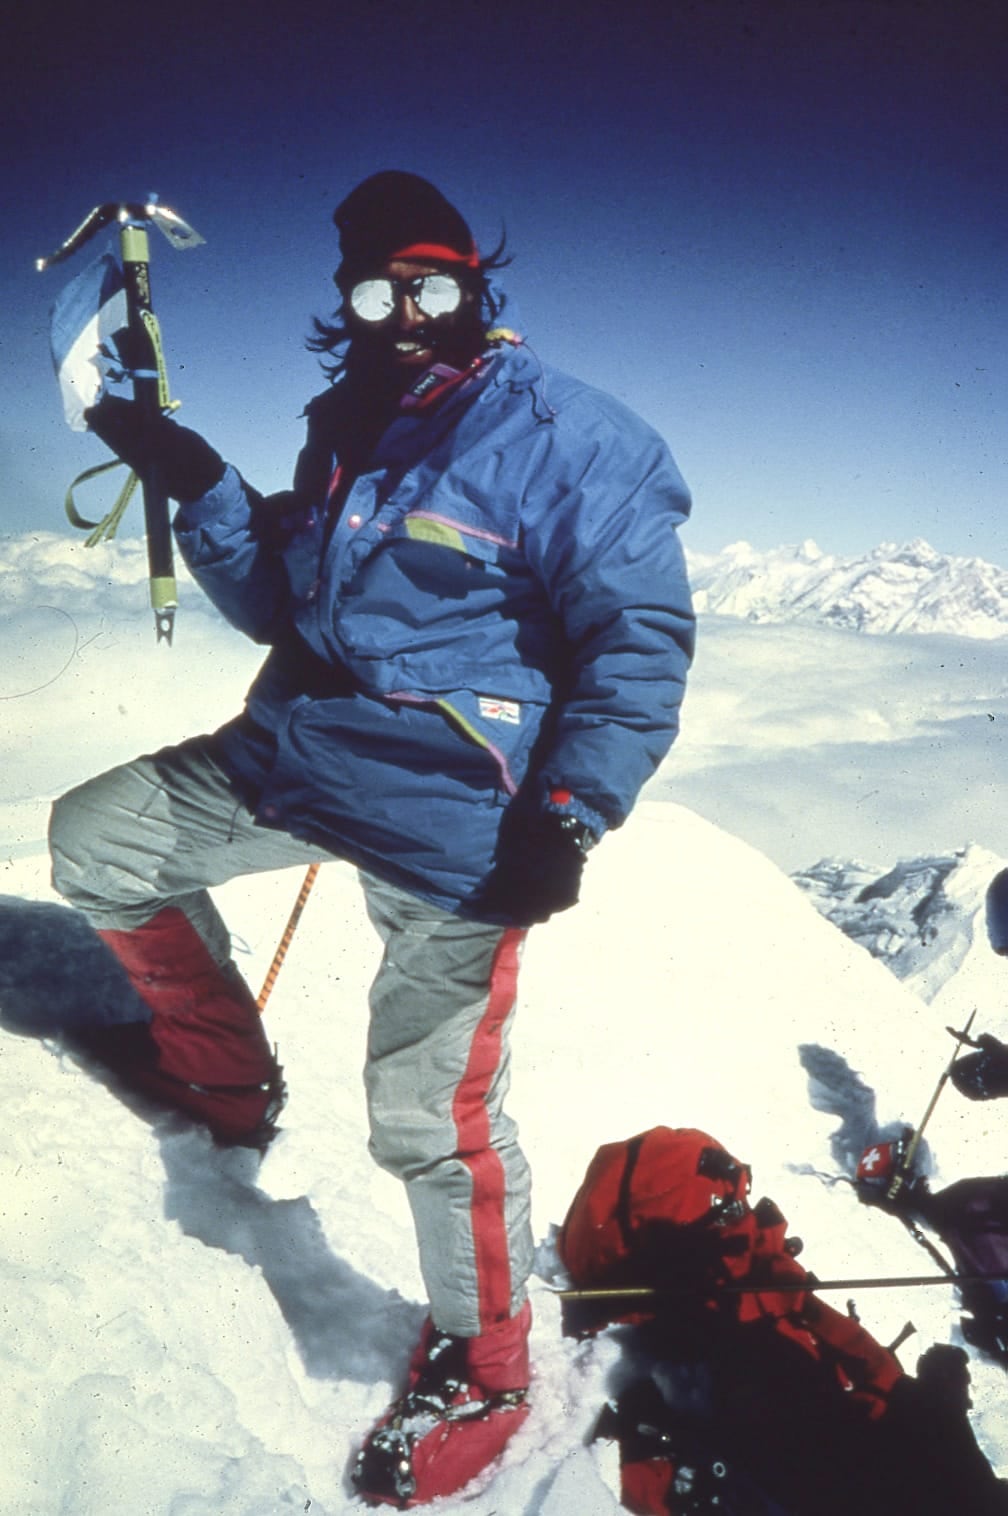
[49,734,534,1337]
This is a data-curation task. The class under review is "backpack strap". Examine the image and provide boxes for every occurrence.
[615,1132,647,1251]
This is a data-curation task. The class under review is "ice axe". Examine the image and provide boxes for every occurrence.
[36,199,204,644]
[554,1268,1008,1302]
[886,1008,977,1203]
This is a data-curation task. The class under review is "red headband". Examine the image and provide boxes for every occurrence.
[390,241,481,268]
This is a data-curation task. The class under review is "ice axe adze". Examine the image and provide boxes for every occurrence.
[36,199,204,644]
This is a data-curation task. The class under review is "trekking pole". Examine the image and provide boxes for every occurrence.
[257,864,321,1012]
[555,1268,1008,1301]
[887,1008,976,1203]
[37,198,204,644]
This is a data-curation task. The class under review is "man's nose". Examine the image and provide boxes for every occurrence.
[398,292,425,327]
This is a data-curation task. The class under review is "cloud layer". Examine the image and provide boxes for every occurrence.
[3,532,1006,875]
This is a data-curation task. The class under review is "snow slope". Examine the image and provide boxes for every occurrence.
[3,805,1008,1514]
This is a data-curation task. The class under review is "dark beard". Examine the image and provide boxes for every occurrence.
[344,301,487,398]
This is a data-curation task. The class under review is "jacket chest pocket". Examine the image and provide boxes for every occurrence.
[376,510,520,598]
[404,511,517,556]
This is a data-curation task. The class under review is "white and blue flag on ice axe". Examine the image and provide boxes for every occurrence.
[49,252,129,431]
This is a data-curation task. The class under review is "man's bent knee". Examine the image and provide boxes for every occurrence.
[49,772,165,919]
[49,782,103,907]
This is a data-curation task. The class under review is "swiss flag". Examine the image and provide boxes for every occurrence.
[856,1142,900,1182]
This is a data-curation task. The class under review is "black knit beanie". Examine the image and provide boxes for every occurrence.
[333,171,478,286]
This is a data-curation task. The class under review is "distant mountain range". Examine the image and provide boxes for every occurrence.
[688,539,1008,639]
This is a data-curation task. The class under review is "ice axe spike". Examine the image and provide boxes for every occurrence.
[36,198,204,644]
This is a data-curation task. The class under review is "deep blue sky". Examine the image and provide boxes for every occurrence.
[3,0,1006,562]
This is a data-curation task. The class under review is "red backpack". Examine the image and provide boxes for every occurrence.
[558,1126,903,1417]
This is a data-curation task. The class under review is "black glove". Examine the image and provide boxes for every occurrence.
[477,809,593,925]
[950,1034,1008,1101]
[84,394,225,503]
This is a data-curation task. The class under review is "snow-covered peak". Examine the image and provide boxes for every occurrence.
[792,843,1008,1008]
[688,538,1008,639]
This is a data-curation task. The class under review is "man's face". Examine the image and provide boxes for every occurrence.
[344,258,483,389]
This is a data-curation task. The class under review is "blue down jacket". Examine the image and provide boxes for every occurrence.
[173,337,694,917]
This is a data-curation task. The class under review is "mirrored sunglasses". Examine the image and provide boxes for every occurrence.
[347,272,463,324]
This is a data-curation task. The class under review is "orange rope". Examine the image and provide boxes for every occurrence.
[257,863,321,1012]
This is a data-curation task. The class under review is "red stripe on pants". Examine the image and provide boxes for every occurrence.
[450,927,525,1332]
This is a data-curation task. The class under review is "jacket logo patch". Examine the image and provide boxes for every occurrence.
[478,697,521,725]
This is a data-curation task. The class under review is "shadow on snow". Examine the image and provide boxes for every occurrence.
[0,895,418,1386]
